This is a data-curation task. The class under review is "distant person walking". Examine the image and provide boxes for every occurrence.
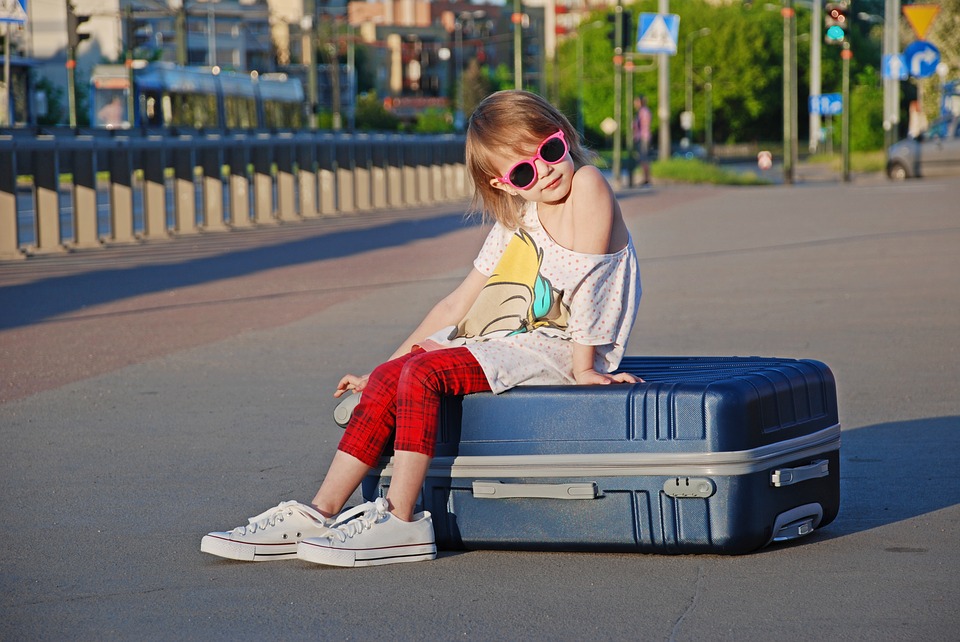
[908,100,928,139]
[633,96,652,186]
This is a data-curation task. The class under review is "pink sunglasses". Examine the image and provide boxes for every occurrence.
[498,130,569,190]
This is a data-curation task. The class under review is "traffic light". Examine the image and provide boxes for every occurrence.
[607,11,634,50]
[824,1,850,45]
[67,2,91,51]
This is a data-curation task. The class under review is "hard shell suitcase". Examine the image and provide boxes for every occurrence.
[362,356,840,555]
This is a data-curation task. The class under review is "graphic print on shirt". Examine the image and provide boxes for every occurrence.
[450,229,570,341]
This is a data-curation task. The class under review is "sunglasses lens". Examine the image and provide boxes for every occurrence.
[541,137,566,163]
[509,163,536,188]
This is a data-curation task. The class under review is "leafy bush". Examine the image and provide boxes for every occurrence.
[652,158,770,185]
[413,108,453,133]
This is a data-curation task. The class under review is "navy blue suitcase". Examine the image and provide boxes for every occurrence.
[362,356,840,555]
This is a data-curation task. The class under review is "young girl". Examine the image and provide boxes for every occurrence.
[201,90,641,567]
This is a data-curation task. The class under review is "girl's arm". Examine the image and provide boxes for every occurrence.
[568,167,636,385]
[388,267,489,360]
[335,267,489,397]
[573,343,637,385]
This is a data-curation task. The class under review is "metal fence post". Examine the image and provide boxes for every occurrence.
[252,134,275,225]
[386,136,403,209]
[141,135,169,240]
[317,133,336,215]
[416,141,432,204]
[201,136,228,231]
[297,136,319,218]
[0,135,23,260]
[402,137,418,206]
[33,136,65,254]
[335,136,355,213]
[72,134,102,249]
[275,133,298,222]
[371,134,388,210]
[429,137,444,202]
[229,136,252,228]
[108,136,136,244]
[353,134,372,211]
[173,136,198,235]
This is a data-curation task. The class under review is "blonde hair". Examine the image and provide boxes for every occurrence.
[466,90,596,229]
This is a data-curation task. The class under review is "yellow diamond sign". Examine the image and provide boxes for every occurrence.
[902,4,941,40]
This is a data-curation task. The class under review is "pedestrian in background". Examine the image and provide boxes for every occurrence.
[908,100,928,139]
[633,95,652,186]
[201,90,642,568]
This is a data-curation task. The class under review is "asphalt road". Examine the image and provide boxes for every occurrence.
[2,175,959,640]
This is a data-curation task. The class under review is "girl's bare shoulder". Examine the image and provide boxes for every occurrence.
[571,164,610,194]
[570,165,615,220]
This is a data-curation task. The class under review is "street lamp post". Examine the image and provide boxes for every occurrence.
[455,19,463,126]
[782,0,798,184]
[513,0,522,89]
[684,27,711,142]
[810,0,822,154]
[705,65,713,158]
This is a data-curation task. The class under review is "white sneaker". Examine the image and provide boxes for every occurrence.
[297,497,437,567]
[201,501,333,561]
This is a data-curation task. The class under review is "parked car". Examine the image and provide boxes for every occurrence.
[887,117,960,180]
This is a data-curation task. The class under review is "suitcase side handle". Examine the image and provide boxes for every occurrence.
[770,459,829,487]
[472,481,600,500]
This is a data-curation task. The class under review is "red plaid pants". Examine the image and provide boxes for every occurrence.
[338,347,491,467]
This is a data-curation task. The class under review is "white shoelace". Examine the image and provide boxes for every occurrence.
[325,497,390,543]
[232,500,326,536]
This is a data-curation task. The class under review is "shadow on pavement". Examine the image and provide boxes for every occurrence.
[0,212,481,330]
[821,415,960,543]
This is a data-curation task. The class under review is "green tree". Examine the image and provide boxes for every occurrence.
[554,0,891,149]
[915,0,960,121]
[461,59,493,119]
[848,66,884,151]
[34,75,66,126]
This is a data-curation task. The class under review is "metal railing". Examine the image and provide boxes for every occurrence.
[0,128,470,261]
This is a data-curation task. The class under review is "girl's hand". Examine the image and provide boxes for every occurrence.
[574,369,642,385]
[335,373,370,398]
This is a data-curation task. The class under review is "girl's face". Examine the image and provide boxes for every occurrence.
[488,130,575,204]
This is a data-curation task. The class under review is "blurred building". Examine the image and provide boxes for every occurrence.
[16,0,605,125]
[21,0,272,124]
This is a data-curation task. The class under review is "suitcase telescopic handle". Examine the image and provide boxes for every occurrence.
[472,481,601,500]
[770,459,829,487]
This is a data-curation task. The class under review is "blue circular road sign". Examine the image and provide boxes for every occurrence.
[903,40,941,79]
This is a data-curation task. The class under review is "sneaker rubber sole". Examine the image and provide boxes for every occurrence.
[201,533,300,561]
[296,538,437,567]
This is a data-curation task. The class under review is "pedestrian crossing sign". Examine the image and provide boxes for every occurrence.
[637,13,680,55]
[0,0,27,23]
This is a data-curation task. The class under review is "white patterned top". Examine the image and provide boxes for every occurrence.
[426,201,641,394]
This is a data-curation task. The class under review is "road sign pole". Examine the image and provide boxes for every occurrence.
[782,2,796,185]
[842,43,851,183]
[2,23,10,127]
[612,1,623,187]
[810,0,822,154]
[657,0,671,161]
[882,0,901,150]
